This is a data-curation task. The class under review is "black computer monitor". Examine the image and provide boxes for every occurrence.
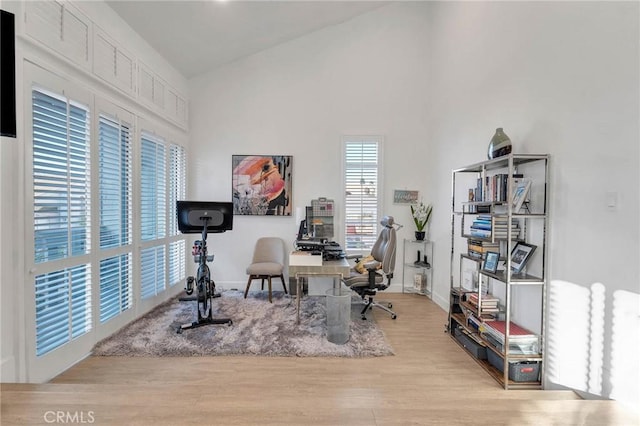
[176,201,233,234]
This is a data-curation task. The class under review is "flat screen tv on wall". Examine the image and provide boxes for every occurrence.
[1,9,17,138]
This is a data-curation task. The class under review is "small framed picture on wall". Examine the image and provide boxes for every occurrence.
[393,190,419,204]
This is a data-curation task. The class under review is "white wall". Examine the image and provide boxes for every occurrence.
[188,2,433,290]
[189,1,639,405]
[425,1,639,405]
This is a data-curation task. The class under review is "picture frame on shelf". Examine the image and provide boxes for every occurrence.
[413,273,426,293]
[512,177,532,212]
[510,242,536,273]
[482,251,500,274]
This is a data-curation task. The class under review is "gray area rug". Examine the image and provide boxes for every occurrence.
[92,290,394,357]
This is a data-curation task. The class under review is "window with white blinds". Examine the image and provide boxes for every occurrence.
[140,130,169,298]
[35,265,92,356]
[98,113,132,322]
[140,132,166,241]
[32,87,92,356]
[99,254,132,323]
[168,143,186,287]
[169,240,185,286]
[343,138,382,251]
[33,89,91,263]
[140,246,166,299]
[169,144,186,237]
[99,115,132,249]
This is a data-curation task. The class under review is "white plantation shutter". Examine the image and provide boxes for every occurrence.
[343,138,381,251]
[33,88,91,261]
[25,1,89,68]
[99,115,132,249]
[140,246,166,299]
[61,7,89,62]
[153,78,165,109]
[139,66,154,105]
[169,144,186,236]
[168,143,186,286]
[35,264,91,356]
[93,31,135,94]
[138,64,167,111]
[99,254,132,323]
[98,113,133,322]
[169,240,185,286]
[140,132,166,241]
[32,87,92,356]
[140,130,167,299]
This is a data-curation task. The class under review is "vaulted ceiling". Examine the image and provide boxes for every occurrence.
[106,1,387,79]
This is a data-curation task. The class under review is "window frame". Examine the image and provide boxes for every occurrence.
[96,100,135,324]
[24,64,189,381]
[25,64,96,379]
[341,136,384,255]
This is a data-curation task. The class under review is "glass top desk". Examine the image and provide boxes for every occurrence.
[288,253,351,323]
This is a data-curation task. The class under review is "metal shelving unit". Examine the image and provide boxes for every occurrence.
[447,154,549,390]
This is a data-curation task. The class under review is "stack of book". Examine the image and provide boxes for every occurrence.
[467,239,499,259]
[469,215,520,240]
[467,293,500,320]
[469,215,492,238]
[492,217,520,239]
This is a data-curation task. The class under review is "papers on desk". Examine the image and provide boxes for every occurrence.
[289,251,323,266]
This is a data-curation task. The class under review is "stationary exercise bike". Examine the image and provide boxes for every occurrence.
[176,201,234,333]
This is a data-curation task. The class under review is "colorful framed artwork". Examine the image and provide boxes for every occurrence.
[232,155,292,216]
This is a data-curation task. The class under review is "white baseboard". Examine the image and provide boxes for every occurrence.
[1,355,17,382]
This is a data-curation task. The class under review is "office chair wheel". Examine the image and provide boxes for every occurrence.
[387,303,393,308]
[391,314,397,320]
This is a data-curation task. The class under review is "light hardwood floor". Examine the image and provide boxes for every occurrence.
[2,293,638,425]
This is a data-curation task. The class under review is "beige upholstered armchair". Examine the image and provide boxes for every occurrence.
[244,237,287,303]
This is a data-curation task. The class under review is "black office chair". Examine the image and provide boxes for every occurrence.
[343,216,398,320]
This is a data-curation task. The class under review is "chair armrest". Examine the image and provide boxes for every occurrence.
[364,260,381,270]
[345,254,362,260]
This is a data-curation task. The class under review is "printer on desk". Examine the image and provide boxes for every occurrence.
[295,198,345,260]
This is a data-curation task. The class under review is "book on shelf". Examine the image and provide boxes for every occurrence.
[480,313,498,321]
[470,173,535,206]
[467,293,499,306]
[468,239,499,248]
[468,245,500,253]
[483,320,537,338]
[467,251,483,260]
[469,229,491,238]
[471,221,492,231]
